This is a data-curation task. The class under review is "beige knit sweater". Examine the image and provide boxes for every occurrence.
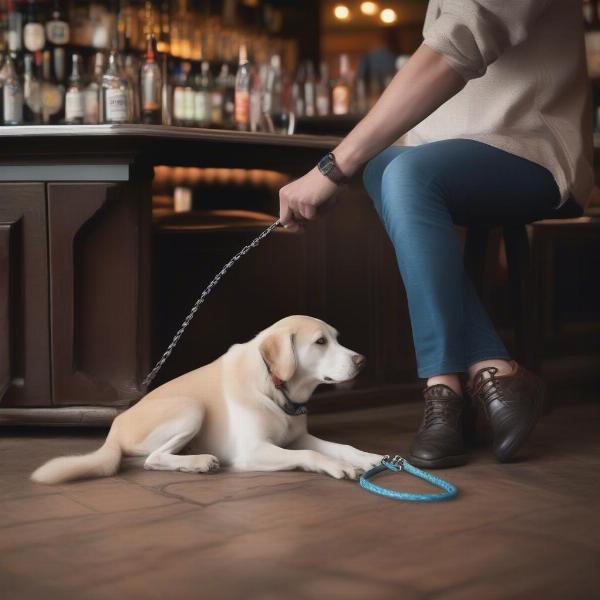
[407,0,594,208]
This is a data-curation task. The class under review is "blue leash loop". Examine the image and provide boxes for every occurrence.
[359,455,458,502]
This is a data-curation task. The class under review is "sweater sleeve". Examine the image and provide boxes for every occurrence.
[423,0,552,81]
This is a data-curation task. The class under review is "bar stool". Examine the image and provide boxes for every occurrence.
[461,200,585,373]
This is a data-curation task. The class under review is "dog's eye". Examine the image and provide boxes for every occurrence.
[315,337,327,345]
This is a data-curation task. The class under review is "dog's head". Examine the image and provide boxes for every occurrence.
[258,315,366,387]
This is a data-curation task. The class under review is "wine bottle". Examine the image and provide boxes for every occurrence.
[194,61,212,127]
[41,48,64,124]
[234,44,251,131]
[7,0,23,56]
[332,54,352,115]
[316,62,331,116]
[23,50,42,124]
[101,49,130,124]
[140,34,162,124]
[23,0,45,54]
[84,52,105,124]
[45,0,70,85]
[65,53,85,124]
[3,52,24,125]
[304,61,316,117]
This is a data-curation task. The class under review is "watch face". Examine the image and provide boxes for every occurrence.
[319,155,333,175]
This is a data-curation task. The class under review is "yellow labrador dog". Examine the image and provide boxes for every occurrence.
[32,316,383,484]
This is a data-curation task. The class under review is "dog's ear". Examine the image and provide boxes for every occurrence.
[259,329,297,383]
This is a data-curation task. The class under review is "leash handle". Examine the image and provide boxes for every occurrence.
[359,455,458,502]
[142,219,282,388]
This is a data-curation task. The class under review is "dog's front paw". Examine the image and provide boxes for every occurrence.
[318,458,359,480]
[351,452,384,473]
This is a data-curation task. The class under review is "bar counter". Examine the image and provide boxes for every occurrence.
[0,125,417,425]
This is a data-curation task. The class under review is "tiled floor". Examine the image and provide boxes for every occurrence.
[1,402,599,600]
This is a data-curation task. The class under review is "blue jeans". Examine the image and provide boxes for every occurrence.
[363,139,565,378]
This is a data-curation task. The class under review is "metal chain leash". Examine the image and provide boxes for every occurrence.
[142,219,281,388]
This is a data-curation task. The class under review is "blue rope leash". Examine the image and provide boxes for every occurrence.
[359,455,458,502]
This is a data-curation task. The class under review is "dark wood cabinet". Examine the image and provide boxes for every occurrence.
[0,183,51,407]
[47,181,151,407]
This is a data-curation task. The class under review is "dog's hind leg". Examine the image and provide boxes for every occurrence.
[141,408,220,473]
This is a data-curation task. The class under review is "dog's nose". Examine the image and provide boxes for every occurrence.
[352,354,367,370]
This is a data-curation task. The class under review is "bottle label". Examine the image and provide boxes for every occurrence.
[41,82,64,116]
[23,23,45,52]
[194,91,210,123]
[84,87,99,124]
[173,88,185,121]
[46,20,70,45]
[332,86,350,115]
[184,88,195,121]
[105,88,128,122]
[3,84,24,124]
[8,30,22,52]
[211,91,223,123]
[235,90,250,125]
[66,90,84,120]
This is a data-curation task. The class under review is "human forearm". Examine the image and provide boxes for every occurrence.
[333,44,466,176]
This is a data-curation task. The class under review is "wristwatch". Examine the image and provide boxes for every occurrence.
[317,152,349,185]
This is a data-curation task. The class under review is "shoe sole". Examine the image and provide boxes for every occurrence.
[495,378,546,463]
[407,453,468,469]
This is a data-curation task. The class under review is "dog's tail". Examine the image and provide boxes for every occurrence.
[31,436,122,485]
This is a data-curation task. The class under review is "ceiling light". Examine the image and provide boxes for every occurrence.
[334,4,351,20]
[380,8,397,24]
[360,2,378,15]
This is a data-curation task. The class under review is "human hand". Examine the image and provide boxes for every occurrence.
[279,167,340,231]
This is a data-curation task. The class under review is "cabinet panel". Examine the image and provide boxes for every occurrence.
[0,183,51,406]
[47,181,150,407]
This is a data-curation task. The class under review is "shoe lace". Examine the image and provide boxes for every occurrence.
[473,367,505,405]
[423,401,456,429]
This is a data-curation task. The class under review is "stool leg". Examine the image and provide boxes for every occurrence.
[503,224,540,373]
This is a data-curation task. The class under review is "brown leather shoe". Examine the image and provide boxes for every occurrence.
[408,385,467,469]
[468,361,544,462]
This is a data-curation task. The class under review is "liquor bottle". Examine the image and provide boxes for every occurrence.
[124,53,140,123]
[216,63,234,128]
[7,0,23,56]
[3,52,23,125]
[65,53,85,124]
[45,0,69,85]
[23,0,45,54]
[194,61,212,127]
[262,54,284,133]
[234,44,251,131]
[101,49,130,124]
[332,54,352,115]
[23,50,42,123]
[316,62,330,116]
[172,62,185,125]
[210,64,224,127]
[292,63,305,117]
[41,48,64,124]
[84,52,105,124]
[249,62,262,132]
[182,62,195,126]
[304,61,316,117]
[140,35,162,124]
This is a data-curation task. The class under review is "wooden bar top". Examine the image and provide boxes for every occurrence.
[0,125,342,173]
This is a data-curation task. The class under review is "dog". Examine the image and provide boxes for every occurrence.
[32,316,384,484]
